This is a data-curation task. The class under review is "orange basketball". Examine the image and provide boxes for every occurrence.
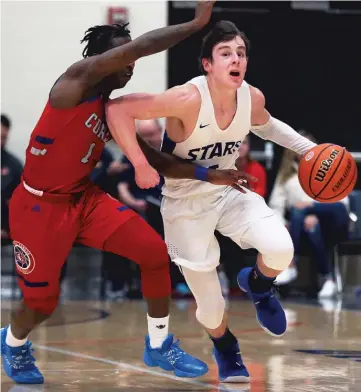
[298,143,358,202]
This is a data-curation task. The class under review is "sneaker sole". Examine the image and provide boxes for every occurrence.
[12,377,44,384]
[220,375,250,383]
[145,361,208,378]
[174,367,208,378]
[212,355,250,383]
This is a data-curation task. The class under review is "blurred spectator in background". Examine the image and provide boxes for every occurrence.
[235,135,267,198]
[269,131,349,298]
[1,114,23,243]
[90,147,115,191]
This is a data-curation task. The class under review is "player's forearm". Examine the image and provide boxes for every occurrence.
[136,143,244,187]
[131,21,199,60]
[92,21,200,79]
[251,117,317,155]
[107,109,149,169]
[136,134,198,179]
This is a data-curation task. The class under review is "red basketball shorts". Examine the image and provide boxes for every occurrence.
[9,183,169,313]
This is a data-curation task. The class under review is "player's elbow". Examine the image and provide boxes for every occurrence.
[106,100,134,127]
[106,99,127,118]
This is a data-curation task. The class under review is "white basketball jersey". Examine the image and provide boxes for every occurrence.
[161,75,251,198]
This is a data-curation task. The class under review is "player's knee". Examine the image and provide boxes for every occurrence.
[138,236,169,271]
[24,294,59,316]
[195,293,225,329]
[262,237,294,271]
[138,237,171,298]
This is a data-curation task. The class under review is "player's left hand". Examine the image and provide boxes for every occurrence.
[135,163,160,189]
[207,169,257,194]
[193,1,216,29]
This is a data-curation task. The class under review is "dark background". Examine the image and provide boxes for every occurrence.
[168,1,361,192]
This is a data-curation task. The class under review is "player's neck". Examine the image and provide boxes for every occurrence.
[206,76,236,111]
[87,80,114,101]
[82,87,108,102]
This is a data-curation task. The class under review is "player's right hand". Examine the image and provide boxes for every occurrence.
[207,169,258,194]
[135,163,160,189]
[194,1,216,29]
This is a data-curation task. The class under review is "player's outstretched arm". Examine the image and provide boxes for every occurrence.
[51,1,214,108]
[88,1,215,81]
[249,86,316,155]
[106,85,193,189]
[136,134,256,193]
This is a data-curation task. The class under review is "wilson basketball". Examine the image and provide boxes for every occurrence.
[298,143,357,202]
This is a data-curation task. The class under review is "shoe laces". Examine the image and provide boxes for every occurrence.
[5,342,36,371]
[164,339,186,365]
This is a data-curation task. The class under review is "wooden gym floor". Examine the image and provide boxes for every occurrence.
[1,298,361,392]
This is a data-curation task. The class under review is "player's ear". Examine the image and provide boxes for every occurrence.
[202,57,212,73]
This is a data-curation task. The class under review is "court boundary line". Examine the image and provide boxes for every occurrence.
[34,344,241,391]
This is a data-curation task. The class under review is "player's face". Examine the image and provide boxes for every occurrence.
[107,36,135,89]
[203,36,248,89]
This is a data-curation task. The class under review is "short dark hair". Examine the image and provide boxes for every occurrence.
[1,114,11,129]
[81,23,131,58]
[199,20,250,74]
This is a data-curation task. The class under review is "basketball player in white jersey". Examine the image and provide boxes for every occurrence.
[106,21,317,383]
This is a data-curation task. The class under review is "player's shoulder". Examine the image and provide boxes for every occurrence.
[168,83,201,107]
[49,57,97,109]
[171,82,200,97]
[248,84,266,109]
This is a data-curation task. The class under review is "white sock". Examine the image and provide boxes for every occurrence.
[147,314,169,349]
[5,325,28,347]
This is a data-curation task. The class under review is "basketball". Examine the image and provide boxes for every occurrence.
[298,143,358,202]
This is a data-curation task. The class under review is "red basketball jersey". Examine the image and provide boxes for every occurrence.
[23,96,111,193]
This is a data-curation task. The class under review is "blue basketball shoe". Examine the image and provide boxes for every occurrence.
[213,341,250,383]
[144,334,208,378]
[1,327,44,384]
[237,267,287,336]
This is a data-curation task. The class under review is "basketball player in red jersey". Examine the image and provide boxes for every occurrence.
[1,2,254,385]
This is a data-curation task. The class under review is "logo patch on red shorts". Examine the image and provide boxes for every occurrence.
[13,241,35,275]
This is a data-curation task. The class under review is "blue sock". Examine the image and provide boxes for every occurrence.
[248,263,275,293]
